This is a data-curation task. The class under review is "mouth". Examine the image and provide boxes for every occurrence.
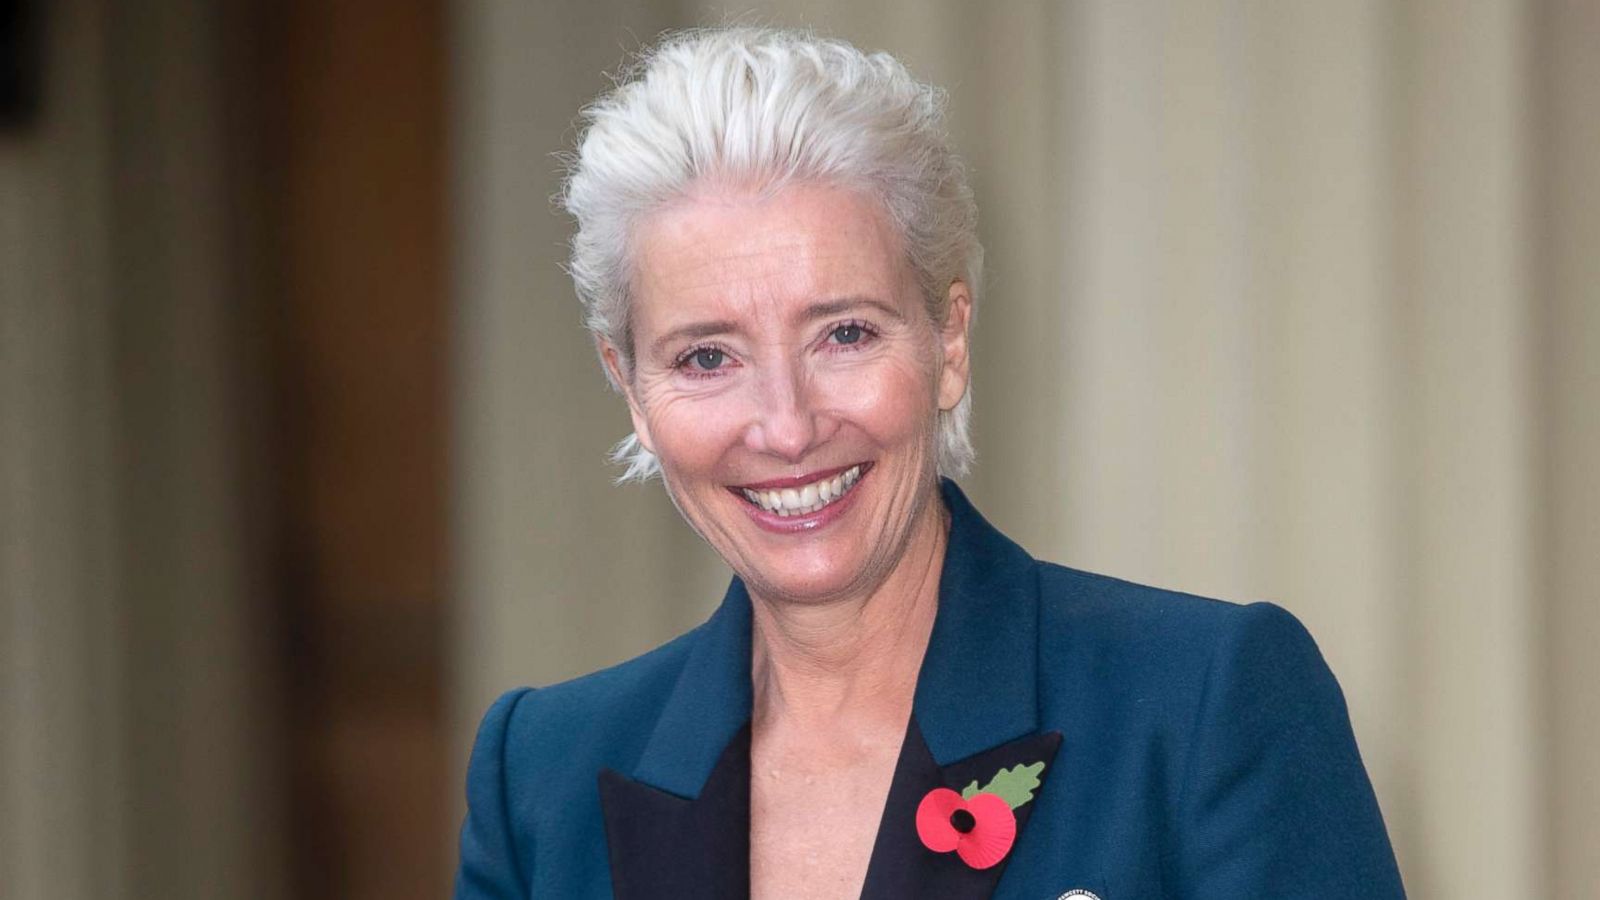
[729,462,871,518]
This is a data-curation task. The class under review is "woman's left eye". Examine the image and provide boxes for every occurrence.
[828,323,871,346]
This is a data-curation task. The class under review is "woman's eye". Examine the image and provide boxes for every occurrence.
[831,324,865,345]
[689,348,726,371]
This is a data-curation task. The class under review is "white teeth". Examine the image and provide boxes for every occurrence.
[740,465,864,516]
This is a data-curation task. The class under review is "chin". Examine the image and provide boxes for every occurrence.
[748,549,872,604]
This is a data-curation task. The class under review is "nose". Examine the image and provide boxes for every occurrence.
[743,358,831,462]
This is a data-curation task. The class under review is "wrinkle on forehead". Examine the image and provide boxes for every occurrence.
[629,182,915,340]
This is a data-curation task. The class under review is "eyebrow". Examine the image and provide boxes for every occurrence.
[648,297,906,360]
[800,297,906,325]
[650,319,740,360]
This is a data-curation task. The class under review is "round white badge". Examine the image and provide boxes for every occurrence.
[1057,891,1102,900]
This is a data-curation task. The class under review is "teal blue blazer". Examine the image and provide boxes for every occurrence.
[456,480,1406,898]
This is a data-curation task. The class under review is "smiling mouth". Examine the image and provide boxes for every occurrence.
[732,463,869,517]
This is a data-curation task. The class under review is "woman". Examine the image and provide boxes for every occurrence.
[456,28,1405,900]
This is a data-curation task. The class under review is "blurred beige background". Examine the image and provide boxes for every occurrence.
[3,1,1596,898]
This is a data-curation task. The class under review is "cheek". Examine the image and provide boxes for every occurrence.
[634,380,751,472]
[819,354,939,445]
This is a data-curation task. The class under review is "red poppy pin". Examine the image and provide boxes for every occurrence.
[915,761,1046,869]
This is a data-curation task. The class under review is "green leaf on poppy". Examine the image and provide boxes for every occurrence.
[960,761,1046,809]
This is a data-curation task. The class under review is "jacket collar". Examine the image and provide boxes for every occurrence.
[912,478,1041,765]
[630,576,754,798]
[627,477,1040,796]
[600,480,1055,898]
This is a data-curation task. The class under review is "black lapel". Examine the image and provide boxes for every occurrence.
[597,578,755,898]
[860,716,1062,900]
[599,723,752,900]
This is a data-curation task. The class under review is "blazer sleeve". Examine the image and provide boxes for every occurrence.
[455,687,535,900]
[1171,602,1406,898]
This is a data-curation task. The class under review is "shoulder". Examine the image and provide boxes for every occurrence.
[1031,561,1343,750]
[470,623,705,780]
[1030,568,1403,891]
[1034,560,1320,682]
[458,622,711,892]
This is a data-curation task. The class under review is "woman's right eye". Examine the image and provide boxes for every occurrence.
[687,348,726,371]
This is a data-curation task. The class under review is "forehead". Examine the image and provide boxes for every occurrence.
[630,182,912,330]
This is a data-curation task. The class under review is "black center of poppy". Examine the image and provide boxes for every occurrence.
[949,808,976,833]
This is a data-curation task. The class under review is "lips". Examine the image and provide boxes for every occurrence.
[730,462,869,517]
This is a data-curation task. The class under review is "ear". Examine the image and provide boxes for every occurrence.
[599,338,657,454]
[936,280,973,411]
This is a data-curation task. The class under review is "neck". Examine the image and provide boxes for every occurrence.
[748,491,949,735]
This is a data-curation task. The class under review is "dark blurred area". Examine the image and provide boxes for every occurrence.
[3,0,450,897]
[0,0,42,129]
[261,1,450,896]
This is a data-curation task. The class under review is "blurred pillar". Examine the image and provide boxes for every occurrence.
[0,3,123,895]
[1397,2,1540,896]
[0,1,285,898]
[269,0,452,896]
[1535,1,1600,896]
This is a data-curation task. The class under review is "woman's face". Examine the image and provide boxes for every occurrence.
[607,181,971,605]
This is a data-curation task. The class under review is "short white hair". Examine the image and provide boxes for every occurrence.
[561,27,983,481]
